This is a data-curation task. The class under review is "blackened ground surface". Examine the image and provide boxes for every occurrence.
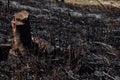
[0,0,120,80]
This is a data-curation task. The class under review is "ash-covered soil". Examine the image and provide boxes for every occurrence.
[0,0,120,80]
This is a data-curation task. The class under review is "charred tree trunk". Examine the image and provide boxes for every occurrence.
[11,11,32,55]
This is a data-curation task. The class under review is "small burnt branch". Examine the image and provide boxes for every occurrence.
[11,10,32,55]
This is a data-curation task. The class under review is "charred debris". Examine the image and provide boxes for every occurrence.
[0,0,120,80]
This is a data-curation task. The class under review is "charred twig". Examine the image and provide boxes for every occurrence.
[0,43,11,47]
[64,68,79,80]
[89,41,119,56]
[103,72,116,80]
[67,45,71,65]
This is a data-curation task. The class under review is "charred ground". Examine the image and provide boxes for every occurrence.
[0,0,120,80]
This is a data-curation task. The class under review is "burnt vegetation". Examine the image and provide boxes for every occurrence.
[0,0,120,80]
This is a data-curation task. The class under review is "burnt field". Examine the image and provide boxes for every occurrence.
[0,0,120,80]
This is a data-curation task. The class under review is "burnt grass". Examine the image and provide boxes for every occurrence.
[0,0,120,80]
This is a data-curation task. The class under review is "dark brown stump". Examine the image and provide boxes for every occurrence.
[11,10,32,55]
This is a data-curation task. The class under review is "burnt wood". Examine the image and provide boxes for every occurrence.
[11,11,32,55]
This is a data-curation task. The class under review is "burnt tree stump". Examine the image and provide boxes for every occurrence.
[11,11,32,55]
